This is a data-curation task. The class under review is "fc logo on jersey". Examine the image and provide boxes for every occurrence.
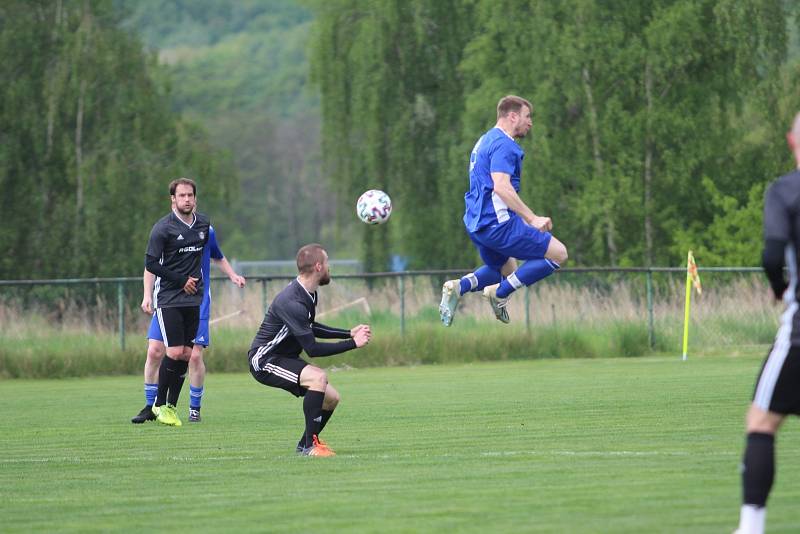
[199,231,205,240]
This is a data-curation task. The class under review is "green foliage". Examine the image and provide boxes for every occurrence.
[310,0,800,268]
[122,0,341,261]
[0,0,235,279]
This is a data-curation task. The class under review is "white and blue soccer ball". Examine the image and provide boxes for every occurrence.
[356,189,392,225]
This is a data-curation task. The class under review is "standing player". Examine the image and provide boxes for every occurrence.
[144,177,209,427]
[735,112,800,534]
[439,95,568,326]
[248,243,371,457]
[131,225,245,424]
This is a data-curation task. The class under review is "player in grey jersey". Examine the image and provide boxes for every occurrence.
[735,112,800,534]
[248,243,371,456]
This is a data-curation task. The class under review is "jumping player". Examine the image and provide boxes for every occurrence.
[440,95,568,326]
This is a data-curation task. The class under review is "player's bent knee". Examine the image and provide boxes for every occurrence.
[547,239,568,265]
[326,386,340,407]
[301,366,328,390]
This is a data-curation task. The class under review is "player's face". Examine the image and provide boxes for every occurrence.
[318,254,331,286]
[172,184,196,215]
[513,106,533,138]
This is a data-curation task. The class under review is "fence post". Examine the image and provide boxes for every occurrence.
[646,270,654,349]
[525,285,531,333]
[118,281,125,351]
[399,274,406,337]
[261,279,268,313]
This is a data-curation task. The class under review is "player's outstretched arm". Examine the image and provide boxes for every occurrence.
[312,322,352,339]
[211,257,245,288]
[297,332,363,358]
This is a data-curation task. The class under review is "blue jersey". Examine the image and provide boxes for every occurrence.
[200,226,224,321]
[463,127,525,233]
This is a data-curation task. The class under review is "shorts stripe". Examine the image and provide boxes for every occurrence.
[249,325,289,371]
[156,308,169,347]
[754,301,798,410]
[263,363,298,383]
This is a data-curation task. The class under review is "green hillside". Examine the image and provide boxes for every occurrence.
[121,0,351,261]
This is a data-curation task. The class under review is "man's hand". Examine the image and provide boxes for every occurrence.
[183,276,199,295]
[529,215,552,232]
[141,295,153,315]
[230,274,246,288]
[350,324,371,338]
[352,326,371,348]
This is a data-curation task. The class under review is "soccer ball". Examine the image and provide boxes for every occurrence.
[356,189,392,225]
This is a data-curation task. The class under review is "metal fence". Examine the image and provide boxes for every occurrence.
[0,267,766,351]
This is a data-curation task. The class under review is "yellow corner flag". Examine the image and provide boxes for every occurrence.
[682,251,702,360]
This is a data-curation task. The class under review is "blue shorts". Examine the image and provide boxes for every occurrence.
[469,215,552,271]
[148,314,211,347]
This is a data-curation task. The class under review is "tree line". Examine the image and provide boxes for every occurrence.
[309,0,800,269]
[0,0,236,279]
[2,0,798,280]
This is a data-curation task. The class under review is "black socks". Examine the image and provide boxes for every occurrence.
[302,391,326,449]
[298,409,334,451]
[742,432,775,507]
[155,356,189,407]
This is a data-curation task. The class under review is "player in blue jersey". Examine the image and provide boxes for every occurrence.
[131,224,245,424]
[439,95,568,326]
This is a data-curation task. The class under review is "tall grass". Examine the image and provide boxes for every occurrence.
[0,272,779,378]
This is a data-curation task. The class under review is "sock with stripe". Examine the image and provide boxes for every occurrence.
[496,259,560,299]
[189,385,204,410]
[297,409,334,451]
[144,383,158,407]
[459,266,501,295]
[302,390,325,449]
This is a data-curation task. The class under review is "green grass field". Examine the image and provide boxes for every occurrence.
[2,354,798,533]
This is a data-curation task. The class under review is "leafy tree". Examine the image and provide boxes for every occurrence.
[0,0,235,279]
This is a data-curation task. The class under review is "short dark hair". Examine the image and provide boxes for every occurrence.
[497,95,532,120]
[169,178,197,196]
[296,243,327,274]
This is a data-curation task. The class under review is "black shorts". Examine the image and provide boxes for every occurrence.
[752,343,800,415]
[156,306,199,348]
[248,350,308,397]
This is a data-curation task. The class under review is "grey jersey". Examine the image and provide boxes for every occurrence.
[146,211,210,308]
[764,169,800,343]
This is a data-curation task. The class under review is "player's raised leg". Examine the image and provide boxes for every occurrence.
[440,258,516,326]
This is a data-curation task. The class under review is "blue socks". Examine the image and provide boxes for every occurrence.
[144,383,158,407]
[189,385,204,410]
[459,265,502,295]
[496,259,560,298]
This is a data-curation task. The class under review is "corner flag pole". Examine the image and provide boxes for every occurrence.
[682,251,702,361]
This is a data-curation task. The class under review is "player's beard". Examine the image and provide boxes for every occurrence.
[319,270,331,286]
[177,203,194,215]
